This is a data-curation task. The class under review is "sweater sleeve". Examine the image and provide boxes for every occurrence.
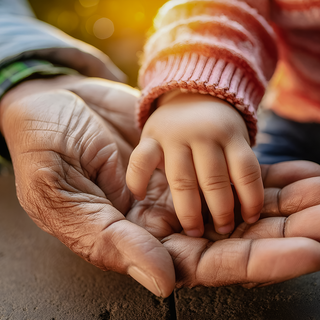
[0,0,125,82]
[137,0,278,145]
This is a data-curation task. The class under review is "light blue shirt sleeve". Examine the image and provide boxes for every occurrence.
[0,0,35,17]
[0,0,125,81]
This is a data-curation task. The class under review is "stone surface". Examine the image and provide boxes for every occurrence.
[0,175,174,320]
[174,275,320,320]
[2,173,320,320]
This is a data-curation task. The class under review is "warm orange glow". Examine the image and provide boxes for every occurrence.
[29,0,168,86]
[79,0,100,8]
[57,11,79,32]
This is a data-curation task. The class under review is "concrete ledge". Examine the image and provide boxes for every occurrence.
[2,174,320,319]
[0,175,174,320]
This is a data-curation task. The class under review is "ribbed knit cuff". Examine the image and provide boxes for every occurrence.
[138,53,265,146]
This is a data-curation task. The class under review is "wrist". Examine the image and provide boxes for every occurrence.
[155,91,250,143]
[158,91,234,110]
[2,74,84,107]
[0,74,85,159]
[0,60,78,159]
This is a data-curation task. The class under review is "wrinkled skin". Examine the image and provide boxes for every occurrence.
[1,75,320,297]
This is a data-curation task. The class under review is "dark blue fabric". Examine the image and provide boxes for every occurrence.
[253,110,320,164]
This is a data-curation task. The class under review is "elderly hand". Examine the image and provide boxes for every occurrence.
[128,160,320,288]
[0,75,177,297]
[2,76,320,296]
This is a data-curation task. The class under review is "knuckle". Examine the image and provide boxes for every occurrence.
[213,210,233,220]
[237,166,261,186]
[128,157,150,176]
[170,177,198,192]
[279,196,303,215]
[248,201,264,211]
[201,175,230,192]
[179,214,200,227]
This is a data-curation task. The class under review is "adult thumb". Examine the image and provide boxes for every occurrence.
[75,204,176,297]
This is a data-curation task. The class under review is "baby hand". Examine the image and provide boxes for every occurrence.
[126,92,263,236]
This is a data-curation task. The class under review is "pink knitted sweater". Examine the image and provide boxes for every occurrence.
[137,0,320,145]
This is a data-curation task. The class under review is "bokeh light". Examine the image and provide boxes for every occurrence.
[29,0,168,86]
[135,12,145,23]
[93,17,114,39]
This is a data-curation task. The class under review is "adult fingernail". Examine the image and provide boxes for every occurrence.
[217,224,234,235]
[247,214,260,224]
[128,266,162,297]
[185,228,203,238]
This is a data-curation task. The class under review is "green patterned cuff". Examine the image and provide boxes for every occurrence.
[0,59,78,99]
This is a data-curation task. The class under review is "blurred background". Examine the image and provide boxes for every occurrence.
[0,0,168,173]
[28,0,168,87]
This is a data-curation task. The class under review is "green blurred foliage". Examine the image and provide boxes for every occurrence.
[28,0,167,87]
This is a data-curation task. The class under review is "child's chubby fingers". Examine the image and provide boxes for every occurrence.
[165,145,203,238]
[192,143,235,235]
[126,138,163,200]
[225,139,264,225]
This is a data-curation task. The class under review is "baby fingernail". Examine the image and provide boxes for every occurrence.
[217,224,234,235]
[128,266,162,297]
[186,229,203,238]
[247,214,260,224]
